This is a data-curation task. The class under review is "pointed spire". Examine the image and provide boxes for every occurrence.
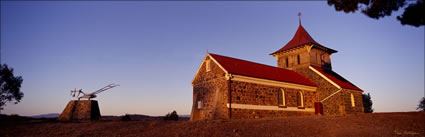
[270,13,338,55]
[298,12,302,25]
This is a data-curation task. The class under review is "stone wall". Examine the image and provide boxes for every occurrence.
[231,109,315,119]
[57,100,101,121]
[321,92,345,115]
[297,67,343,115]
[191,78,228,120]
[341,89,364,114]
[192,56,226,84]
[296,67,338,100]
[309,48,331,68]
[276,47,310,71]
[296,67,364,115]
[230,81,317,119]
[191,56,229,120]
[275,45,332,71]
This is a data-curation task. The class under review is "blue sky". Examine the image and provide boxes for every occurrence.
[1,1,423,116]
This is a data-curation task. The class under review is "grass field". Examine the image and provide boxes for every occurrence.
[1,112,424,137]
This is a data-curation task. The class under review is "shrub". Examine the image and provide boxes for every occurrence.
[121,114,131,121]
[417,97,425,111]
[164,110,179,121]
[362,93,373,113]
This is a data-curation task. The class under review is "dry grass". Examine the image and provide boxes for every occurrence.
[1,112,424,137]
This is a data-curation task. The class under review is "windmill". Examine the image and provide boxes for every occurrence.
[70,83,119,100]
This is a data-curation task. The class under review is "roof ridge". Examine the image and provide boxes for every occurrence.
[208,53,317,87]
[209,53,291,71]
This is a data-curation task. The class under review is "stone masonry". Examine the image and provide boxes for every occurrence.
[191,56,318,120]
[230,81,317,119]
[296,67,364,115]
[57,100,101,121]
[191,56,229,120]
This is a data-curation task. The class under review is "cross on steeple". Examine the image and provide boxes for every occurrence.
[298,12,302,25]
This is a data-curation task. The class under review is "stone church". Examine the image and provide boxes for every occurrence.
[190,21,364,120]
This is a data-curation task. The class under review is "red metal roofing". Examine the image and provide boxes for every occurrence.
[271,24,336,55]
[209,53,317,87]
[311,66,362,91]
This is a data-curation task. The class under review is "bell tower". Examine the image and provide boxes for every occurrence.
[271,13,337,71]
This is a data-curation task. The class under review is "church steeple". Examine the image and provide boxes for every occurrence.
[271,14,337,71]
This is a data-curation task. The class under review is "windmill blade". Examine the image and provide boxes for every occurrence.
[92,84,119,95]
[91,83,119,95]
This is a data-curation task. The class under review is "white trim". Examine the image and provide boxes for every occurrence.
[231,74,317,91]
[208,53,228,74]
[307,44,313,53]
[309,66,341,89]
[321,88,342,102]
[310,66,346,103]
[226,103,314,112]
[191,53,228,85]
[225,73,233,80]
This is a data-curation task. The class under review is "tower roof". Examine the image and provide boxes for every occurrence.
[271,24,337,55]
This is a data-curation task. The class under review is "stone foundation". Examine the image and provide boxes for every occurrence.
[231,108,315,119]
[57,100,101,121]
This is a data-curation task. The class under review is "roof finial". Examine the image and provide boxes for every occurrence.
[298,12,302,25]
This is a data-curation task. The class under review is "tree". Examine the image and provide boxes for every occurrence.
[121,114,132,121]
[417,97,425,111]
[0,64,24,113]
[164,110,179,121]
[328,0,424,27]
[397,0,425,27]
[362,93,373,113]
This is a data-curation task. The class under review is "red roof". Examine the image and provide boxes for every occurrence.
[209,53,317,87]
[271,24,336,55]
[311,66,362,91]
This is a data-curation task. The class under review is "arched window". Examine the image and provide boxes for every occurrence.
[297,91,304,108]
[297,54,301,64]
[278,89,286,107]
[206,59,211,72]
[351,93,355,107]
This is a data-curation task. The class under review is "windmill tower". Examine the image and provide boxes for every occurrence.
[58,84,119,121]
